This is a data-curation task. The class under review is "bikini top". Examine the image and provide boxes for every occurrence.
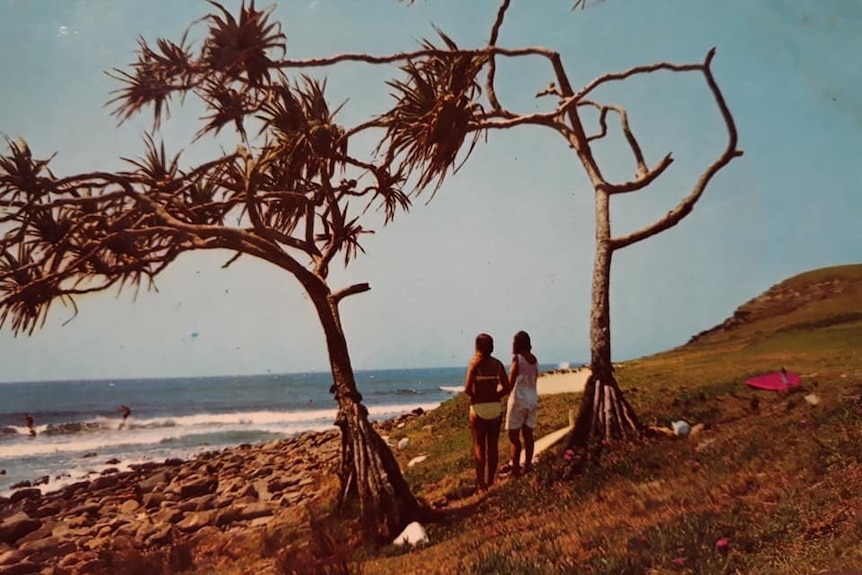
[471,359,504,403]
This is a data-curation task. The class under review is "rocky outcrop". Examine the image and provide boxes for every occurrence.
[0,428,341,574]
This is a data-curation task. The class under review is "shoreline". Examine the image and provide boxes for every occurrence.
[0,407,431,573]
[537,367,591,396]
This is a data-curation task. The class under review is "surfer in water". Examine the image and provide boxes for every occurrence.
[118,405,131,430]
[25,414,36,437]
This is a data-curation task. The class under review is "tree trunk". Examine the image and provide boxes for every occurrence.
[307,287,420,541]
[569,190,641,451]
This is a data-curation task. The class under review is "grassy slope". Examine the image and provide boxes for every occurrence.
[366,263,862,574]
[168,264,860,575]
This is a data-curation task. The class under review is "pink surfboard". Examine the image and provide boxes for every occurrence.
[745,371,801,391]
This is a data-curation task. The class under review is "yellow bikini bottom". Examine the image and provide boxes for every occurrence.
[470,402,503,420]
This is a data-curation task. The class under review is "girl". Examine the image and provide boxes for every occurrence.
[506,331,539,476]
[465,333,510,492]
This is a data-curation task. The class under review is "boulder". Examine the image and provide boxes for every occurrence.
[9,489,41,504]
[17,536,76,562]
[0,513,41,546]
[177,476,218,499]
[0,561,40,575]
[175,511,214,533]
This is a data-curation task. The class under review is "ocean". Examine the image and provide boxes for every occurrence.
[0,367,474,498]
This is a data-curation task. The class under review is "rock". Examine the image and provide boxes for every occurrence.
[29,502,61,519]
[392,521,428,547]
[397,437,410,450]
[9,489,41,504]
[235,502,275,521]
[142,492,164,509]
[0,513,42,545]
[81,453,97,459]
[177,476,218,499]
[408,455,428,467]
[175,511,214,533]
[805,393,820,405]
[17,536,76,561]
[104,458,121,465]
[0,550,24,566]
[100,467,119,476]
[146,523,173,545]
[0,560,40,575]
[671,420,691,437]
[178,494,218,513]
[138,471,169,492]
[152,508,183,526]
[89,474,120,492]
[118,499,140,515]
[32,476,50,487]
[10,481,31,490]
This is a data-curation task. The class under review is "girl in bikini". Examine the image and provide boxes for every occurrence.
[465,333,511,492]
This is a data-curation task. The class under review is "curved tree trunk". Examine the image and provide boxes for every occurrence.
[307,286,419,541]
[569,191,641,451]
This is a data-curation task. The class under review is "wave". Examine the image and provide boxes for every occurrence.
[439,386,464,394]
[0,402,440,460]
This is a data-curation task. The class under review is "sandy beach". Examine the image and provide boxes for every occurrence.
[536,367,591,396]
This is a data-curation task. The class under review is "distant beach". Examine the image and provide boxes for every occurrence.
[0,364,576,496]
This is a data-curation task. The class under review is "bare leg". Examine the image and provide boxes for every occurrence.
[486,417,502,487]
[508,429,522,477]
[470,414,488,492]
[523,426,535,473]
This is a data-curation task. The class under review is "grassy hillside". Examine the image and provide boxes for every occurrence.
[145,264,861,575]
[364,263,862,574]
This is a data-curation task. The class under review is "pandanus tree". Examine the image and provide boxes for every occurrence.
[384,0,742,450]
[0,3,421,540]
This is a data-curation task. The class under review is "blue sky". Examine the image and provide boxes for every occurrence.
[0,0,859,381]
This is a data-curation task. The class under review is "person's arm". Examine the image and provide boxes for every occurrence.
[465,362,477,400]
[499,358,516,398]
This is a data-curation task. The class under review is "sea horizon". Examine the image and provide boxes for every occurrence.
[0,363,576,497]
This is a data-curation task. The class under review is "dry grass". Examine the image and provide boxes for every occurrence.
[187,264,862,574]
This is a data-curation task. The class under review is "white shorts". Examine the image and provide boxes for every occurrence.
[505,402,537,430]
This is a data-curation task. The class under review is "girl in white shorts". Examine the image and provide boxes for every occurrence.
[506,331,539,476]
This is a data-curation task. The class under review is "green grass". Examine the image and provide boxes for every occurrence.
[171,264,862,575]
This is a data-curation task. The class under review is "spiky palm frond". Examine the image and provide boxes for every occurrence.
[258,76,347,182]
[202,0,285,88]
[0,139,57,202]
[381,29,487,194]
[122,134,182,183]
[196,79,251,140]
[183,163,234,225]
[0,245,61,335]
[107,32,195,128]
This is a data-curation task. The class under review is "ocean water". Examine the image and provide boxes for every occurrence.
[0,367,471,497]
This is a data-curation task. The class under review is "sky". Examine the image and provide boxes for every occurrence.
[0,0,859,382]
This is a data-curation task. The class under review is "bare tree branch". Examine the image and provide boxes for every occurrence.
[580,100,649,175]
[274,45,554,70]
[485,0,512,114]
[331,282,371,303]
[604,153,674,196]
[562,59,704,111]
[610,48,743,250]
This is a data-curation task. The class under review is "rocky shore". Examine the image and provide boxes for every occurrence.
[0,407,428,575]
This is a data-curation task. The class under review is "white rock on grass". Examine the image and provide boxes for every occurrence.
[407,455,428,467]
[397,437,410,450]
[392,521,428,547]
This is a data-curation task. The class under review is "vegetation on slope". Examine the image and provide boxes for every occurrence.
[104,264,862,574]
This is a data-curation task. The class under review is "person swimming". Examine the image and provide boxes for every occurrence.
[25,413,36,437]
[118,405,131,430]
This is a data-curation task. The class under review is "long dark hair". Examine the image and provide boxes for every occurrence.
[475,333,494,358]
[513,331,531,355]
